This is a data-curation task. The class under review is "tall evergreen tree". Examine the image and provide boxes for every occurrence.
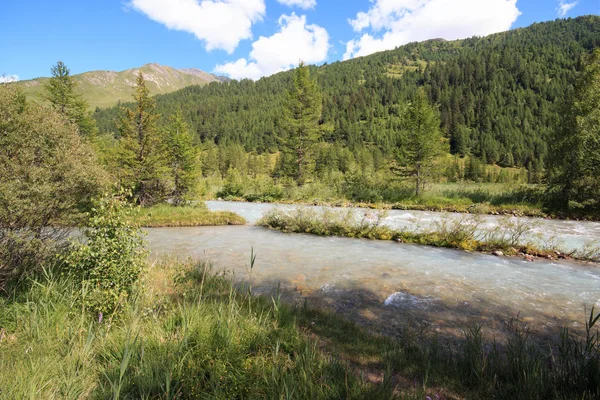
[165,111,200,205]
[113,72,167,206]
[396,89,447,196]
[546,49,600,215]
[45,61,96,137]
[279,62,323,184]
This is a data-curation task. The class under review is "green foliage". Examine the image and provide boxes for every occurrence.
[546,49,600,217]
[90,17,600,218]
[165,111,200,205]
[111,72,168,206]
[62,196,145,316]
[134,203,246,227]
[0,84,105,289]
[217,167,245,198]
[45,61,97,137]
[92,16,600,175]
[0,261,384,399]
[2,257,600,398]
[395,89,448,195]
[278,62,324,184]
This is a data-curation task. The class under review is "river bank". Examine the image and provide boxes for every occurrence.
[133,203,246,227]
[213,194,548,218]
[4,258,599,399]
[257,208,600,263]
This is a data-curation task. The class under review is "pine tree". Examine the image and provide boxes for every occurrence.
[396,89,447,196]
[165,111,200,205]
[546,49,600,215]
[45,61,96,137]
[279,62,323,184]
[114,72,167,206]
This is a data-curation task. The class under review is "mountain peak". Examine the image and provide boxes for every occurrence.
[16,64,221,109]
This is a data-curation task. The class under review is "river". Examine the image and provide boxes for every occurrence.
[145,201,600,340]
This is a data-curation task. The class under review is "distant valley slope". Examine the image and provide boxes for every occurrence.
[16,63,222,109]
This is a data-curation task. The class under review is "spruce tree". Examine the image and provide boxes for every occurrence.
[279,62,323,184]
[396,89,447,196]
[45,61,96,137]
[165,111,200,205]
[114,72,167,206]
[546,49,600,215]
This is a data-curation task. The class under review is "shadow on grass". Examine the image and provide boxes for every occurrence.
[238,273,600,399]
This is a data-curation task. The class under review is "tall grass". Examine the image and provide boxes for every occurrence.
[0,262,386,399]
[1,260,600,398]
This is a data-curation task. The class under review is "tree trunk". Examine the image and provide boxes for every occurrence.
[415,166,421,197]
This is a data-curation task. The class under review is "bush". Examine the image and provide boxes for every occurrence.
[244,174,285,202]
[0,232,65,292]
[217,168,245,198]
[0,85,106,290]
[62,196,146,316]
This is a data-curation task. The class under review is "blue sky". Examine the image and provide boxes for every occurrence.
[1,0,598,82]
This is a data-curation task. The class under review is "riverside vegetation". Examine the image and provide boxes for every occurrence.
[258,208,600,263]
[1,203,600,399]
[134,203,246,227]
[2,15,600,399]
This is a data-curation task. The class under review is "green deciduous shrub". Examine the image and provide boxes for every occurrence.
[0,84,106,290]
[62,196,146,317]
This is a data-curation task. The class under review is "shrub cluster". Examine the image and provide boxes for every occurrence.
[62,197,146,316]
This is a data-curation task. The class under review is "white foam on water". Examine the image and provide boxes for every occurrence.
[384,292,434,308]
[321,283,335,293]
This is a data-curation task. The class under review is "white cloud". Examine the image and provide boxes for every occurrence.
[344,0,521,60]
[0,75,18,84]
[557,1,578,17]
[276,0,317,9]
[129,0,266,53]
[215,13,329,80]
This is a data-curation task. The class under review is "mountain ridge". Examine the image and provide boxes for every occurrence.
[15,63,221,109]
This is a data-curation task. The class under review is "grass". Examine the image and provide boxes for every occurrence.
[133,203,246,227]
[0,261,394,399]
[258,208,600,262]
[216,181,548,218]
[386,183,545,216]
[1,259,600,399]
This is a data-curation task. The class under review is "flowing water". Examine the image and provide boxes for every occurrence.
[206,201,600,253]
[146,202,600,339]
[148,202,600,335]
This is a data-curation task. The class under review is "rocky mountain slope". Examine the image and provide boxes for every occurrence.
[16,63,221,109]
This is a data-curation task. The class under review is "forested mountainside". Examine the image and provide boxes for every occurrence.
[94,16,600,170]
[15,63,222,109]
